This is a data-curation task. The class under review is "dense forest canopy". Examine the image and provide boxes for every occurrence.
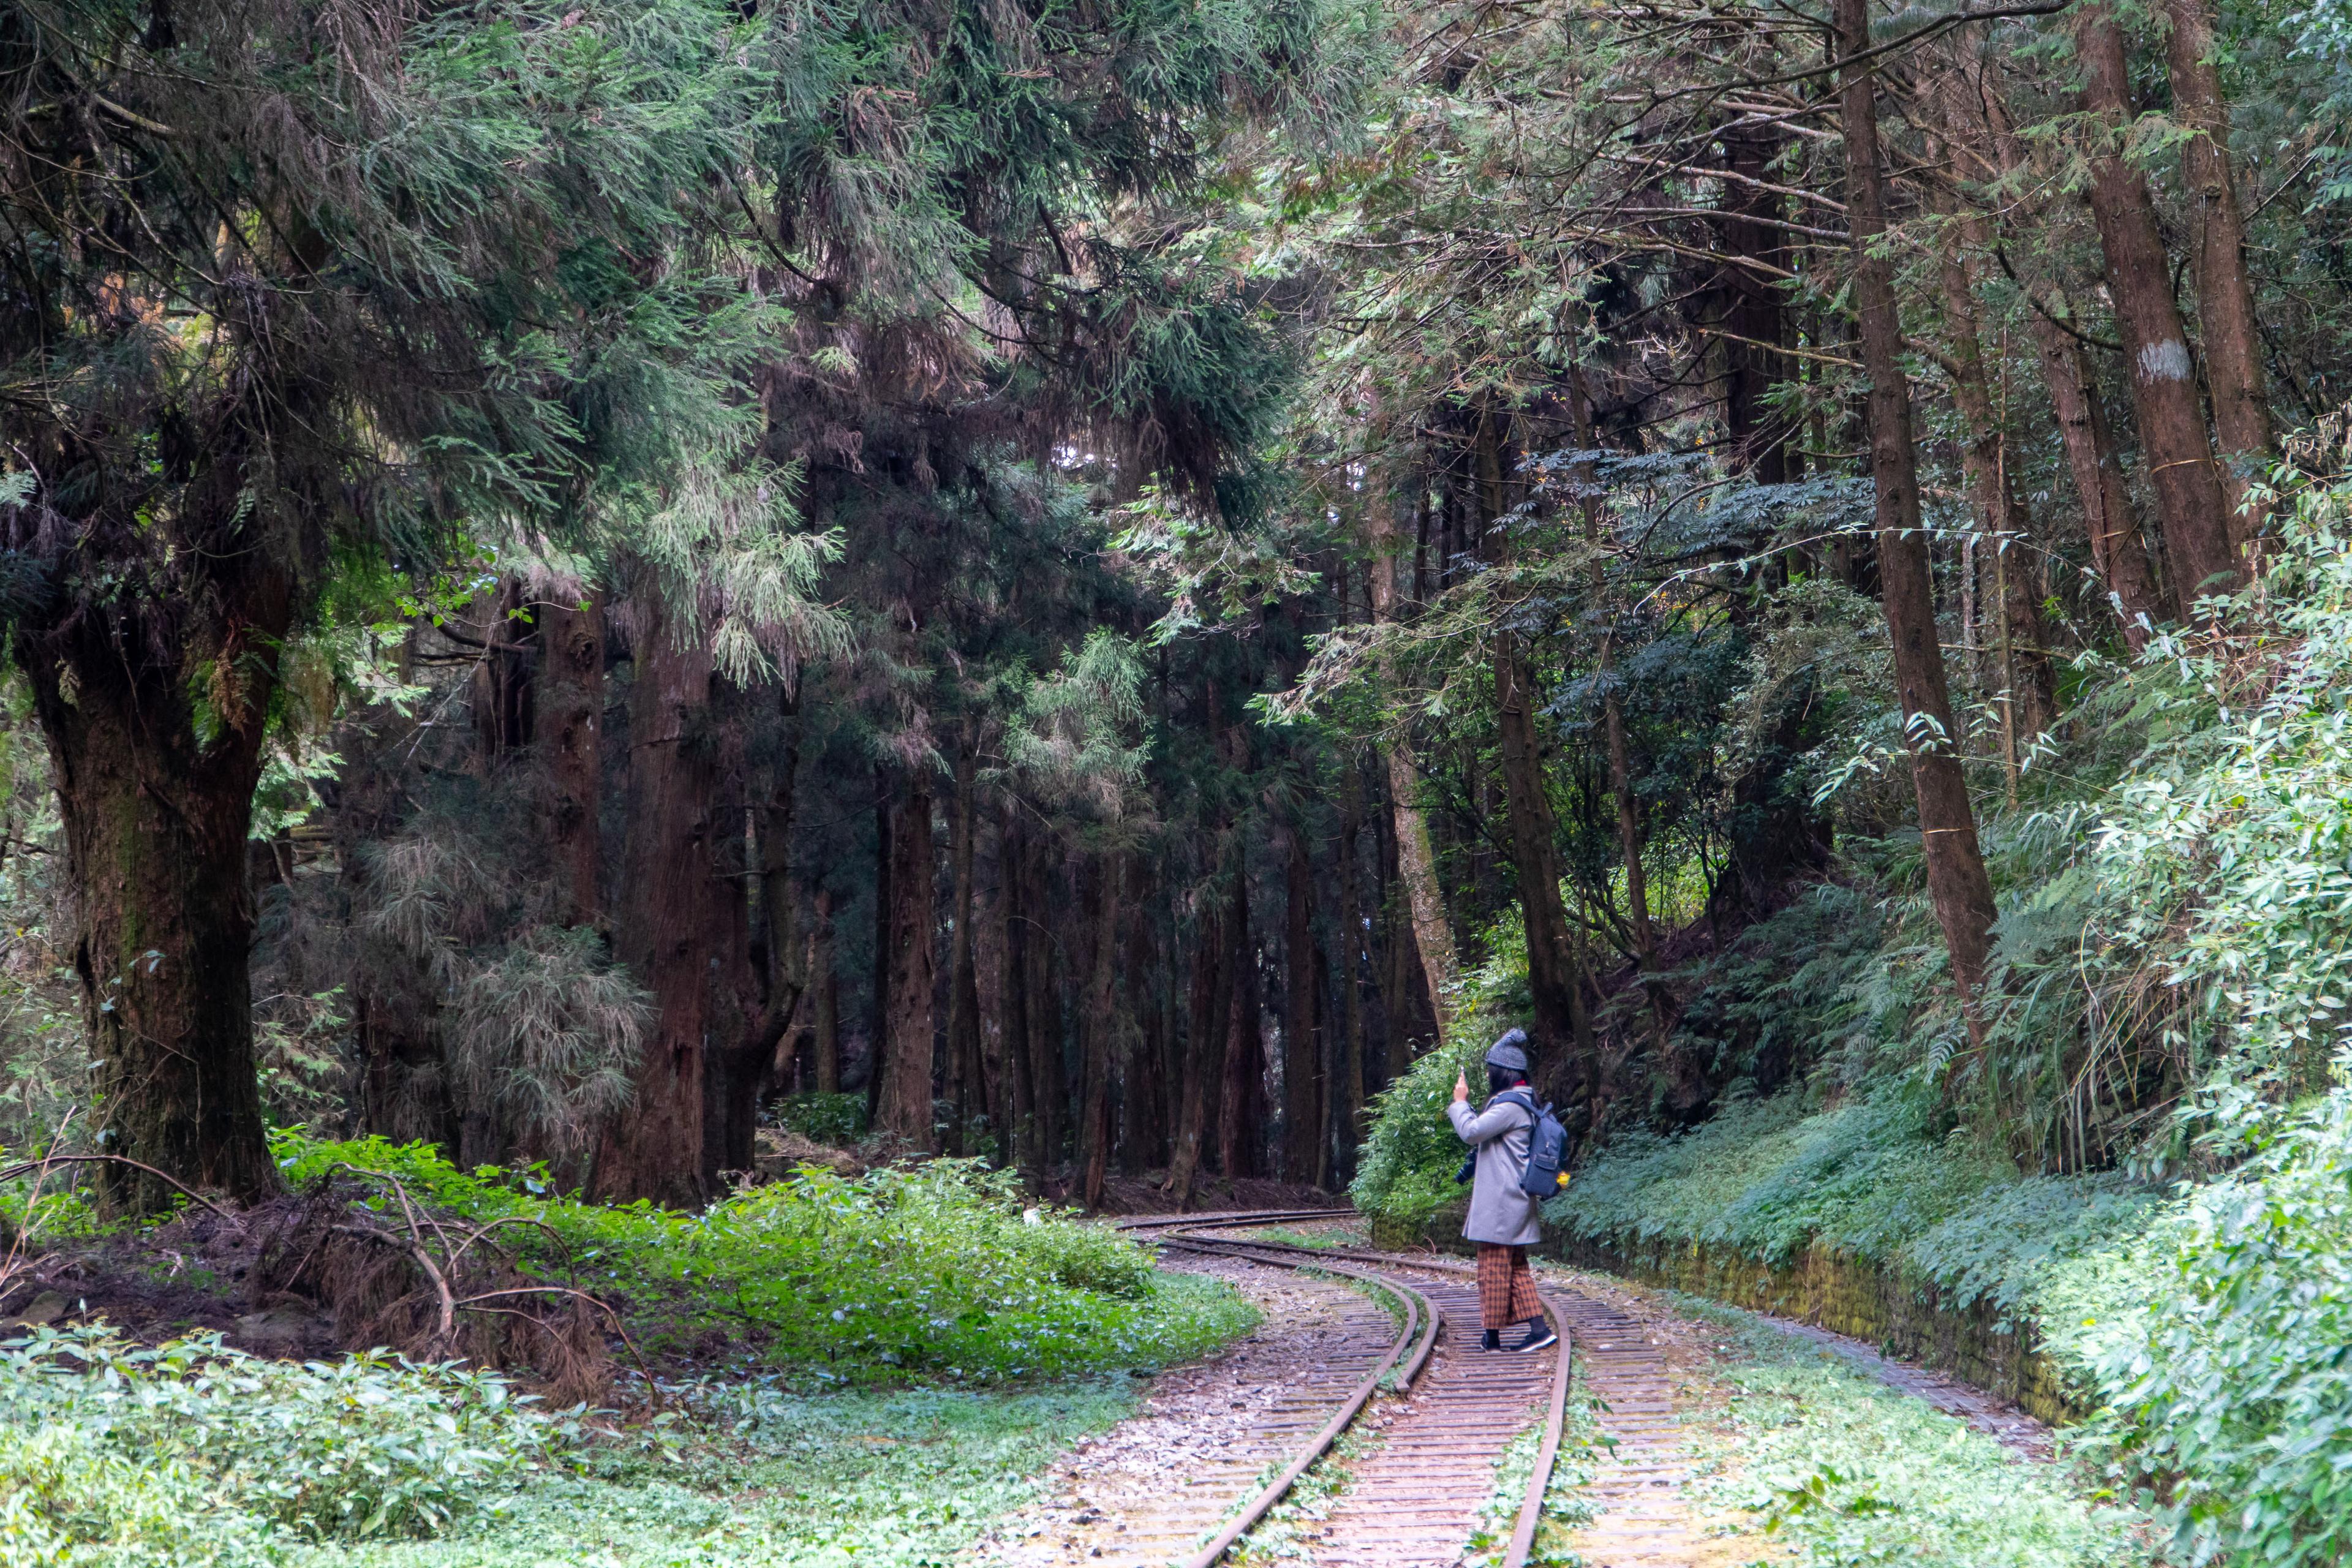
[12,0,2352,1549]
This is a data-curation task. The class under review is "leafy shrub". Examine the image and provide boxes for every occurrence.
[1348,1031,1493,1232]
[0,1326,559,1551]
[1694,1300,2141,1568]
[773,1091,867,1145]
[0,1419,273,1567]
[272,1134,1242,1381]
[2095,1100,2352,1568]
[1544,1091,2157,1321]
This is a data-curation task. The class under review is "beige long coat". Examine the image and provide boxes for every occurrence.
[1447,1095,1540,1246]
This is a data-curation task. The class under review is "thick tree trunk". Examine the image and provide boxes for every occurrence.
[469,576,536,762]
[2165,0,2271,537]
[1166,882,1226,1203]
[1024,835,1066,1183]
[1335,772,1370,1152]
[944,745,982,1155]
[998,812,1039,1186]
[1121,883,1167,1170]
[1313,937,1335,1186]
[2030,314,2164,646]
[693,699,767,1190]
[2078,2,2241,612]
[1494,638,1594,1085]
[36,628,282,1212]
[593,604,725,1205]
[974,816,1011,1150]
[1365,489,1457,1045]
[1567,378,1655,961]
[1948,72,2167,645]
[1935,243,2057,742]
[1216,868,1263,1180]
[1077,855,1124,1207]
[1717,123,1795,483]
[876,781,938,1150]
[865,778,891,1126]
[1838,0,1999,1020]
[812,886,840,1094]
[537,589,605,921]
[1281,828,1322,1185]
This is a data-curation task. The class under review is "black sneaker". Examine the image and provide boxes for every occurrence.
[1481,1328,1501,1352]
[1507,1317,1557,1353]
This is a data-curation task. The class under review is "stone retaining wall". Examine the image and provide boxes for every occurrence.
[1373,1202,2084,1427]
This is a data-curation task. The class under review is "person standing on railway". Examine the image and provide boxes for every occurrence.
[1449,1030,1558,1353]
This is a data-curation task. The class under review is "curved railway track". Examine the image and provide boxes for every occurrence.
[1090,1210,1580,1568]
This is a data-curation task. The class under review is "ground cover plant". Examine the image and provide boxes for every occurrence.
[263,1379,1145,1568]
[1346,464,2352,1566]
[0,1326,568,1563]
[1679,1297,2145,1568]
[0,1158,1260,1566]
[265,1135,1251,1382]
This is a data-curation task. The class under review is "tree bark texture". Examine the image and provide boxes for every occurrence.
[1838,0,1999,1014]
[2078,2,2241,613]
[876,781,939,1150]
[1935,243,2057,741]
[2165,0,2272,536]
[1281,828,1322,1184]
[1077,854,1124,1207]
[537,589,605,921]
[2028,311,2165,645]
[1365,488,1458,1045]
[1947,68,2168,645]
[469,576,535,761]
[1217,867,1264,1180]
[944,746,982,1154]
[593,605,727,1205]
[865,778,891,1125]
[1024,834,1066,1180]
[701,711,761,1190]
[1335,773,1370,1150]
[974,816,1012,1152]
[812,886,840,1094]
[998,812,1040,1186]
[35,610,285,1211]
[1165,881,1225,1203]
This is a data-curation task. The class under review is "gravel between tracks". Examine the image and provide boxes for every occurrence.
[968,1254,1395,1568]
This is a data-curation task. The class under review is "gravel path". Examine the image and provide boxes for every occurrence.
[968,1255,1395,1568]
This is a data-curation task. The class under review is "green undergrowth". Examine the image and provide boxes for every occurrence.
[1552,1091,2165,1324]
[1479,1376,1601,1567]
[0,1325,573,1564]
[1,1143,1265,1565]
[1231,1416,1377,1567]
[1681,1296,2147,1568]
[273,1133,1251,1382]
[271,1378,1140,1568]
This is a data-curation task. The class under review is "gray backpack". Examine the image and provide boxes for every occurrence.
[1494,1089,1571,1197]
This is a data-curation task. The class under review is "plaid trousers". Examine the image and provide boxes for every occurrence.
[1476,1243,1542,1330]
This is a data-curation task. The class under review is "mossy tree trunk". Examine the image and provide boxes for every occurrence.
[1282,827,1322,1185]
[34,602,287,1213]
[592,604,725,1205]
[876,781,938,1151]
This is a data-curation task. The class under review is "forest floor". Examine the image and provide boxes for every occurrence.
[0,1181,2142,1568]
[964,1229,2147,1568]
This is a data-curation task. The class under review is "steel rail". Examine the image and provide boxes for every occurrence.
[1152,1231,1437,1568]
[1131,1213,1575,1568]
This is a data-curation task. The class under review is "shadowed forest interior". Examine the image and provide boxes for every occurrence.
[12,0,2352,1559]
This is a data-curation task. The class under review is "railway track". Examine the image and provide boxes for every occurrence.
[1066,1209,1580,1568]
